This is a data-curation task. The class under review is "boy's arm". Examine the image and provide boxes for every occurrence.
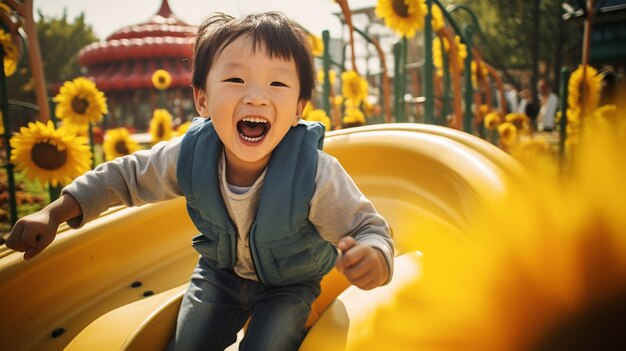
[310,152,394,288]
[6,193,81,260]
[62,137,182,228]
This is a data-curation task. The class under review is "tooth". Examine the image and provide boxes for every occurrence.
[242,117,267,123]
[241,133,264,142]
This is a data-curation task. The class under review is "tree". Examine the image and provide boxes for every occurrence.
[446,0,577,90]
[7,9,98,106]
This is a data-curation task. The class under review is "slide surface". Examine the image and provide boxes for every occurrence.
[0,123,522,350]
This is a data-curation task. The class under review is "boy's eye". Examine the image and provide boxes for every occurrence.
[270,81,288,87]
[224,78,244,83]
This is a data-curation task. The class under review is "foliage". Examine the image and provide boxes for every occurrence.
[6,9,99,106]
[0,171,47,237]
[445,0,577,86]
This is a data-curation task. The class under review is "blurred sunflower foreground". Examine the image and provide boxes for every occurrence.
[10,121,92,187]
[354,101,626,350]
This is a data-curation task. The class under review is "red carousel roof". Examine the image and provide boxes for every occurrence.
[78,0,196,91]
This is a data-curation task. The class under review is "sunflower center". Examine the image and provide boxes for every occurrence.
[71,96,89,114]
[392,0,410,17]
[158,76,167,85]
[157,123,165,138]
[114,140,129,155]
[350,82,360,96]
[31,141,67,170]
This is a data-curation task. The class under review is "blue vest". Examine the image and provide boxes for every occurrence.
[177,118,338,286]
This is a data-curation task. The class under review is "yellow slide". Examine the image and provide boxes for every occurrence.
[0,123,523,350]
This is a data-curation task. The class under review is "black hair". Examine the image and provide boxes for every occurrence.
[191,11,316,102]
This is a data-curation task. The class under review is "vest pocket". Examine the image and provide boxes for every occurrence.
[268,234,314,284]
[191,232,233,269]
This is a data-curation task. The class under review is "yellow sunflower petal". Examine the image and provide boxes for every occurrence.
[567,64,602,117]
[0,29,19,77]
[484,111,501,131]
[497,122,518,147]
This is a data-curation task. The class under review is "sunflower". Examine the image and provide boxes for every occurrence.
[10,121,92,187]
[433,35,467,77]
[333,95,344,107]
[430,4,445,33]
[304,109,331,131]
[308,34,324,57]
[0,28,18,77]
[103,128,140,161]
[567,64,602,122]
[497,122,517,147]
[505,112,529,131]
[149,108,174,143]
[341,70,368,105]
[484,111,501,131]
[54,77,108,126]
[342,108,366,128]
[432,37,446,77]
[375,0,428,38]
[0,111,4,135]
[353,106,626,351]
[151,69,172,90]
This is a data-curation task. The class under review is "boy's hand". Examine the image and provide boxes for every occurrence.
[6,210,59,260]
[6,194,82,260]
[335,236,389,290]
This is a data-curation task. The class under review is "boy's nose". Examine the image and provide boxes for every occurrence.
[242,86,269,106]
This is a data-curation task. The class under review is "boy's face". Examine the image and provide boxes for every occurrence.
[193,34,305,171]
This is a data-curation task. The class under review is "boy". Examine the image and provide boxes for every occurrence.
[7,11,393,351]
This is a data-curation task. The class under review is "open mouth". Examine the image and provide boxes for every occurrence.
[237,117,270,143]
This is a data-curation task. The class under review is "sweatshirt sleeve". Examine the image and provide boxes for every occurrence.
[61,137,183,228]
[310,151,395,284]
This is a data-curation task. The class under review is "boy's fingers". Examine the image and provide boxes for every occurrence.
[337,236,357,253]
[6,221,25,251]
[343,261,370,282]
[24,233,53,260]
[21,227,40,248]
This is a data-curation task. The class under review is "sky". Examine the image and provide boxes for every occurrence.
[36,0,379,40]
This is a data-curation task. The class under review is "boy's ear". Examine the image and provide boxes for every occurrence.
[193,87,210,117]
[293,100,307,126]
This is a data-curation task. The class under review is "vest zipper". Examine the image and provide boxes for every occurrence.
[248,224,264,284]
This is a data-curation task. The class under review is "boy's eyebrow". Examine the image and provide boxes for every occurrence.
[222,62,295,76]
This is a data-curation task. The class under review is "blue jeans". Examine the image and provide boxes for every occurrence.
[168,256,321,351]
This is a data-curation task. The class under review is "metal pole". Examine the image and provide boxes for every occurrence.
[558,66,570,171]
[0,47,18,226]
[423,0,435,124]
[393,42,402,122]
[462,25,474,133]
[322,30,332,120]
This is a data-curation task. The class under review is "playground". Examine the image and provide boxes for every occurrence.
[1,0,626,350]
